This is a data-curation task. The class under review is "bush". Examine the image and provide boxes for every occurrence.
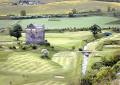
[13,46,16,49]
[112,61,120,73]
[72,46,75,50]
[96,43,104,51]
[45,42,50,47]
[22,46,27,50]
[95,67,116,82]
[20,10,26,16]
[80,78,92,85]
[101,54,120,67]
[9,46,16,49]
[32,45,37,50]
[0,45,2,48]
[78,48,83,51]
[91,62,105,70]
[51,46,54,50]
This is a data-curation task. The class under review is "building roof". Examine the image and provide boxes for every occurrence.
[27,24,44,29]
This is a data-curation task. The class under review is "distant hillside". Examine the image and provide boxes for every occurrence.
[1,0,120,4]
[97,0,120,2]
[0,1,120,15]
[0,0,89,4]
[0,0,120,15]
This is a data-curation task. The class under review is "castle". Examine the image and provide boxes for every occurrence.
[26,24,45,44]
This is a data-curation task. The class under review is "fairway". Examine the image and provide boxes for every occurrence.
[0,16,119,29]
[0,51,82,85]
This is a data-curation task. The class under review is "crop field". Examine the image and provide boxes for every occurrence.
[0,16,119,29]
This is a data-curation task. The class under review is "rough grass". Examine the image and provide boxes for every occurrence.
[86,33,120,72]
[1,1,120,15]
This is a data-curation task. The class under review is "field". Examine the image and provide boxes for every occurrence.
[86,33,120,72]
[0,51,83,85]
[0,30,120,85]
[0,31,87,85]
[0,16,119,29]
[1,1,120,15]
[0,31,92,49]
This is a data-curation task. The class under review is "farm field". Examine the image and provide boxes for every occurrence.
[1,1,120,15]
[0,16,119,29]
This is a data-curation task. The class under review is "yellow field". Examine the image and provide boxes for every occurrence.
[0,1,120,15]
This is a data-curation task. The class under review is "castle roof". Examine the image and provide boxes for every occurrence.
[27,24,44,29]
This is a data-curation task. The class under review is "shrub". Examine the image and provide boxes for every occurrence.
[91,62,105,70]
[79,48,83,51]
[20,10,26,16]
[95,43,103,51]
[45,42,50,47]
[13,46,16,49]
[80,78,92,85]
[72,46,75,50]
[0,45,2,48]
[32,45,37,50]
[9,46,16,49]
[95,67,115,82]
[112,61,120,73]
[51,46,54,50]
[101,54,120,67]
[22,46,27,50]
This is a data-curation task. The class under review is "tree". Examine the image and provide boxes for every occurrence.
[9,24,22,41]
[90,24,102,38]
[20,10,26,16]
[95,67,115,84]
[41,49,50,59]
[107,6,111,12]
[68,12,74,17]
[71,8,77,14]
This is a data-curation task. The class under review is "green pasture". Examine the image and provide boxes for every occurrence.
[0,31,92,49]
[0,16,119,29]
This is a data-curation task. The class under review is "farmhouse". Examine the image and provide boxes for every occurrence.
[26,24,45,44]
[11,0,41,5]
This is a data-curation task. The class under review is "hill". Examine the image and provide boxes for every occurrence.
[0,1,120,15]
[0,0,91,4]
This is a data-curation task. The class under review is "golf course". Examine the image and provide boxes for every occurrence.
[0,0,119,85]
[0,28,120,85]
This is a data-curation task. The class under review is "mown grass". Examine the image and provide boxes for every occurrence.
[0,16,119,28]
[0,51,83,85]
[0,31,87,85]
[0,31,92,49]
